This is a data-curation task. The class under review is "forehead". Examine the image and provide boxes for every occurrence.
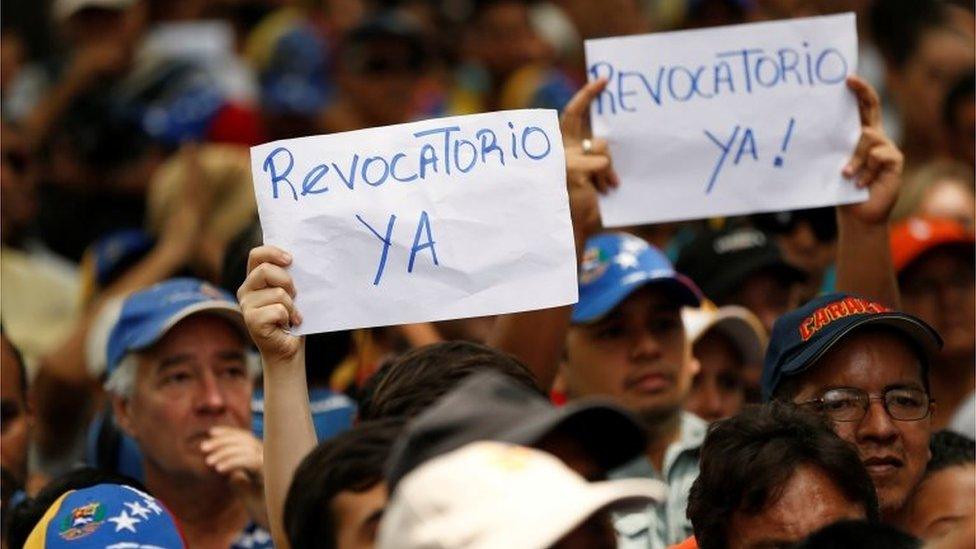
[142,314,246,363]
[796,328,924,392]
[598,285,683,321]
[730,465,866,543]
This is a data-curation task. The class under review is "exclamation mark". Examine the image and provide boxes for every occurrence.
[773,118,795,168]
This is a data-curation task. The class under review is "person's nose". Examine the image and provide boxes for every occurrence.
[855,399,899,444]
[194,370,227,416]
[629,329,662,363]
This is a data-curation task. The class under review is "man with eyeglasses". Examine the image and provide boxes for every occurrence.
[762,293,942,528]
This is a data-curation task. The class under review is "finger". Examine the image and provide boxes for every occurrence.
[239,287,301,326]
[238,263,297,300]
[585,138,609,155]
[566,154,610,173]
[843,132,873,178]
[560,78,609,139]
[246,245,292,275]
[205,446,261,471]
[858,144,902,189]
[208,426,253,440]
[846,75,882,129]
[212,455,262,475]
[607,166,621,189]
[200,429,257,451]
[246,303,292,334]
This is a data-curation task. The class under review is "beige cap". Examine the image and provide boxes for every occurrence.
[682,304,767,366]
[54,0,136,21]
[378,441,666,549]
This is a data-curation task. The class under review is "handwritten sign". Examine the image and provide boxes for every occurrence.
[249,110,577,334]
[585,13,865,227]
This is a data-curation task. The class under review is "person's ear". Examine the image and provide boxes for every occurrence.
[112,394,136,439]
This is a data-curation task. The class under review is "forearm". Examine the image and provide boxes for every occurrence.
[261,347,316,549]
[488,305,572,392]
[23,74,89,150]
[835,208,899,308]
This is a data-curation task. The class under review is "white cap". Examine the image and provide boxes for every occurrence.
[378,441,667,549]
[682,304,767,366]
[54,0,136,21]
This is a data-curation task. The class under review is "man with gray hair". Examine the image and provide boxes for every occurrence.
[104,278,271,549]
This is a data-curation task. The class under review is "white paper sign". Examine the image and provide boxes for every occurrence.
[585,13,864,227]
[250,110,577,334]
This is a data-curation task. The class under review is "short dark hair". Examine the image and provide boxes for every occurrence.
[687,403,880,549]
[284,418,404,549]
[356,341,543,421]
[793,520,921,549]
[869,0,954,69]
[5,468,146,549]
[927,430,975,474]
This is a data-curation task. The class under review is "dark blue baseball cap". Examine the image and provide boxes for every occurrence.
[761,293,942,402]
[572,232,702,324]
[106,278,246,376]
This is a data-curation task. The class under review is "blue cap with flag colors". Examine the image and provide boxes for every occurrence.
[106,278,246,375]
[761,292,942,402]
[572,232,702,324]
[25,483,185,548]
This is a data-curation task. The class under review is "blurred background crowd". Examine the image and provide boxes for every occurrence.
[0,0,973,546]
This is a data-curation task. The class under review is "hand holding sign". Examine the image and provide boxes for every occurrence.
[840,75,904,225]
[249,110,577,334]
[585,13,864,226]
[561,78,621,251]
[238,245,302,361]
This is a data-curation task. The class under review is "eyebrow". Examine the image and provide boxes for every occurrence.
[157,354,194,372]
[363,508,384,527]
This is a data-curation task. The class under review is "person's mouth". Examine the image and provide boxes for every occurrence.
[625,372,673,393]
[862,455,903,477]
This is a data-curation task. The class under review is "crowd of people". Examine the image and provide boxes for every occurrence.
[1,0,974,548]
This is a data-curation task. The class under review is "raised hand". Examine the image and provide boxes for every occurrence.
[840,76,904,225]
[237,245,303,362]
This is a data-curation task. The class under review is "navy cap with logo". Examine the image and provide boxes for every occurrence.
[761,293,942,402]
[572,232,702,324]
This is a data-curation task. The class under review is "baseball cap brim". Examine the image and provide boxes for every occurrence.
[522,478,666,549]
[572,274,702,324]
[501,400,647,472]
[123,302,247,357]
[708,310,767,366]
[767,313,942,400]
[709,257,806,303]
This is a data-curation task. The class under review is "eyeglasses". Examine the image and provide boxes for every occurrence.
[801,387,933,422]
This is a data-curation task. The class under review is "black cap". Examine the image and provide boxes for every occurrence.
[386,371,647,490]
[761,293,943,401]
[676,227,805,303]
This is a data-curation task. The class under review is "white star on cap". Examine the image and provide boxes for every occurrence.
[141,497,163,515]
[124,501,152,520]
[108,510,141,533]
[614,253,639,269]
[619,237,648,254]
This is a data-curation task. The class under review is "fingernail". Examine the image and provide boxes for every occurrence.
[282,252,293,263]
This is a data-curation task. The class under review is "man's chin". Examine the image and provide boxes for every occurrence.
[633,401,684,428]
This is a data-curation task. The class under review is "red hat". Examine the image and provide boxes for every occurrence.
[890,217,975,273]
